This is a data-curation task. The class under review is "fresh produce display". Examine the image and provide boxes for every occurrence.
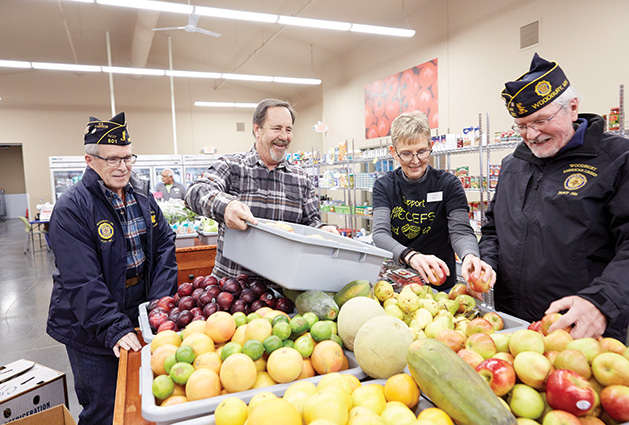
[198,216,218,233]
[146,275,294,333]
[157,200,200,234]
[148,306,351,407]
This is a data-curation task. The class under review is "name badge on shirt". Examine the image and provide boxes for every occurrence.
[427,191,443,203]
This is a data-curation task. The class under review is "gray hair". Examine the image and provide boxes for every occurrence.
[553,85,581,108]
[161,168,174,177]
[85,144,100,156]
[252,99,296,135]
[390,111,431,148]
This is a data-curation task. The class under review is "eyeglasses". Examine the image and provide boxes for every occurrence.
[395,148,432,162]
[511,105,565,134]
[92,154,137,167]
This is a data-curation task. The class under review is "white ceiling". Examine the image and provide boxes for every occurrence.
[0,0,428,109]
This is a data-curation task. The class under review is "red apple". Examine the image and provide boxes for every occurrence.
[544,329,574,353]
[600,384,629,422]
[541,410,581,425]
[457,349,484,369]
[426,265,447,286]
[435,329,467,353]
[467,269,491,293]
[448,283,468,300]
[528,320,543,333]
[483,311,505,331]
[475,358,516,396]
[546,369,596,416]
[465,317,496,337]
[540,312,572,336]
[157,320,177,333]
[577,416,605,425]
[455,294,476,314]
[465,332,497,359]
[156,295,176,312]
[598,337,627,355]
[513,351,553,390]
[177,282,194,297]
[591,352,629,386]
[554,349,592,380]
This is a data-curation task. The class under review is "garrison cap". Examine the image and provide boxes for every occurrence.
[501,53,570,118]
[84,112,131,145]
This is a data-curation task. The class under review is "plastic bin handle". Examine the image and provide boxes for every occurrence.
[358,252,367,263]
[331,248,340,258]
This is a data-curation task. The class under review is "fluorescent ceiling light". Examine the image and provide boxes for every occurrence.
[273,76,321,85]
[194,6,278,24]
[32,62,101,72]
[63,0,94,3]
[166,70,222,79]
[194,101,259,108]
[0,60,31,69]
[350,24,415,37]
[96,0,192,14]
[102,66,165,76]
[221,73,273,82]
[277,16,351,31]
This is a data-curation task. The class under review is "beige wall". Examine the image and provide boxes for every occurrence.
[0,0,627,215]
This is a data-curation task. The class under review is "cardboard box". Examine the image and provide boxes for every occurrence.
[7,405,75,425]
[0,360,68,424]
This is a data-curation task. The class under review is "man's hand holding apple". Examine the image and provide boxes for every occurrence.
[545,295,608,339]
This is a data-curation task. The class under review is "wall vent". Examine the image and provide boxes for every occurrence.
[520,20,540,50]
[236,122,245,132]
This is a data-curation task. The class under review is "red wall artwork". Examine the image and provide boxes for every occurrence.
[364,58,438,139]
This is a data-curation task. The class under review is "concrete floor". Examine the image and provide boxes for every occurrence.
[0,217,81,421]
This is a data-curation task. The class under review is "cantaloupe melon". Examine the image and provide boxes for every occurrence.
[353,315,414,379]
[337,296,386,351]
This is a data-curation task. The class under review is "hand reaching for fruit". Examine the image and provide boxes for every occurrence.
[545,295,608,339]
[404,252,449,286]
[461,255,496,299]
[224,200,258,230]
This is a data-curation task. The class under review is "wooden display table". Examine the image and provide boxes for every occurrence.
[113,243,217,424]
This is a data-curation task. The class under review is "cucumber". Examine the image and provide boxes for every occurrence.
[407,338,517,425]
[295,290,339,321]
[333,280,373,308]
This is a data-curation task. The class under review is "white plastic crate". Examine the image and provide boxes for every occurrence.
[223,218,392,292]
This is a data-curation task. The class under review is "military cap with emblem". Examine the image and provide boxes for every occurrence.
[501,53,571,118]
[84,111,131,145]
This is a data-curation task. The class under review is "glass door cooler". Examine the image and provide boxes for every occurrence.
[183,154,219,186]
[49,156,86,201]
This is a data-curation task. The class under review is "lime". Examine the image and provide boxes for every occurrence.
[302,312,319,328]
[293,333,315,358]
[247,312,262,323]
[152,375,175,400]
[290,316,309,338]
[242,339,265,361]
[232,312,248,328]
[164,353,177,375]
[220,341,243,361]
[263,335,283,355]
[330,334,344,348]
[169,362,195,385]
[324,320,338,335]
[272,321,292,340]
[310,321,332,343]
[272,315,290,325]
[282,339,295,348]
[175,345,196,364]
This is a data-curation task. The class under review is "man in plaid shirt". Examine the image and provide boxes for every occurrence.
[186,98,338,280]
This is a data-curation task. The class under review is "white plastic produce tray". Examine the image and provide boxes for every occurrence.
[223,218,392,292]
[140,344,367,425]
[138,301,156,343]
[478,304,529,333]
[196,230,218,245]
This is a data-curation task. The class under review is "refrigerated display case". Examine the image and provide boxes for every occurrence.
[49,156,86,201]
[183,154,219,186]
[134,155,183,192]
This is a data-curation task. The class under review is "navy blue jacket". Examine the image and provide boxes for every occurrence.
[480,114,629,340]
[47,166,177,355]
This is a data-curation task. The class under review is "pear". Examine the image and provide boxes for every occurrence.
[433,291,449,302]
[374,280,395,302]
[398,290,420,314]
[424,315,454,339]
[411,308,434,330]
[417,298,439,317]
[438,299,460,316]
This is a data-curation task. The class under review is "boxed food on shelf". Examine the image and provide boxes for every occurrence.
[223,218,392,292]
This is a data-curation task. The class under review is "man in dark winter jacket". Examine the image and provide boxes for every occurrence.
[46,112,177,425]
[480,53,629,342]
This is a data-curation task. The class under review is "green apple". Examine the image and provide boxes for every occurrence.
[508,383,545,420]
[541,409,581,425]
[566,337,602,363]
[454,294,476,314]
[554,348,592,380]
[465,332,497,359]
[591,352,629,386]
[544,329,573,352]
[513,351,552,390]
[509,329,545,356]
[493,352,515,365]
[490,332,511,353]
[433,291,449,302]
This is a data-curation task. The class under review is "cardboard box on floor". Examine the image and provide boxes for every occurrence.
[0,359,69,424]
[6,405,75,425]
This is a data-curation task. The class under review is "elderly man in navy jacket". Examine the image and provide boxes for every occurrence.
[46,112,177,425]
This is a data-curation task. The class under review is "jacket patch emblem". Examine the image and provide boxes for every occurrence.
[97,221,114,240]
[564,173,587,191]
[151,210,157,226]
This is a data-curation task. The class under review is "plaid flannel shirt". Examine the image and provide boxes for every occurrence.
[185,145,323,280]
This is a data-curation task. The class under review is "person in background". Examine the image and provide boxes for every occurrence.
[185,98,338,281]
[155,168,187,201]
[46,112,178,425]
[372,110,495,291]
[480,53,629,341]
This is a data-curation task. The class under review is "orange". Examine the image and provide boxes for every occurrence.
[383,373,420,408]
[296,357,316,380]
[185,368,221,401]
[181,320,207,340]
[193,351,222,374]
[254,306,273,317]
[219,353,257,393]
[205,311,237,343]
[416,407,454,425]
[150,330,181,353]
[181,332,215,357]
[151,344,179,376]
[310,340,344,375]
[266,347,303,383]
[247,398,301,425]
[160,395,188,406]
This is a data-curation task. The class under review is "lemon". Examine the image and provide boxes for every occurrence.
[215,397,248,425]
[247,398,301,425]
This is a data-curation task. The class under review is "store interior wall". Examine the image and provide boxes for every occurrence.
[0,144,28,218]
[0,0,627,217]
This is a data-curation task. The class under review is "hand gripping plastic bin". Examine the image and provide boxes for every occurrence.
[222,218,392,292]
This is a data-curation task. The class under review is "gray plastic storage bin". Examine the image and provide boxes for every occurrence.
[223,218,392,292]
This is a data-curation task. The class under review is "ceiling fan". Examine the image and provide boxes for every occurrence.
[153,13,222,38]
